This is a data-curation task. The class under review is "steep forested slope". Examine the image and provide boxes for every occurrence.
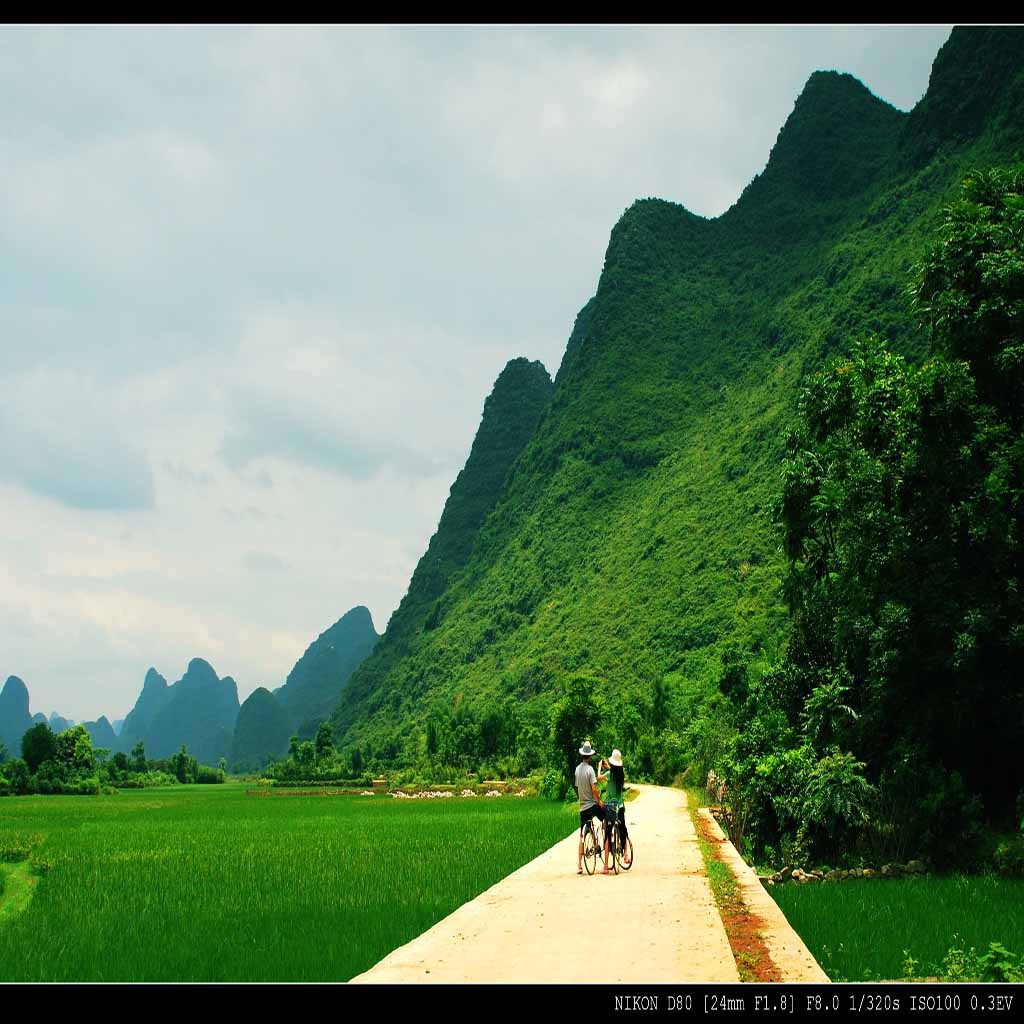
[334,357,554,756]
[331,28,1024,772]
[274,606,379,739]
[231,687,293,771]
[118,668,170,753]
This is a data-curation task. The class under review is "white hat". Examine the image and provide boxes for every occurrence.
[609,749,623,767]
[579,740,596,757]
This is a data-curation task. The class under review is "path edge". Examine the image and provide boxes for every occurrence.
[348,813,583,983]
[697,808,830,983]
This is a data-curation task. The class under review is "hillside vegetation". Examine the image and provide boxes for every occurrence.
[328,28,1024,802]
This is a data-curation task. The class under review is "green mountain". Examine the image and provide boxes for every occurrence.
[118,668,169,752]
[329,27,1024,770]
[332,357,554,750]
[0,677,80,757]
[0,676,31,754]
[275,606,380,739]
[230,687,293,772]
[82,716,117,750]
[141,659,239,765]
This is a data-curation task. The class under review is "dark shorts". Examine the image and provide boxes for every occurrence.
[579,804,605,833]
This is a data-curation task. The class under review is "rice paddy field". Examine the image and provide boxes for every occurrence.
[771,874,1024,981]
[0,784,577,981]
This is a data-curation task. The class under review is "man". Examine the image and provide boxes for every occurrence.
[575,740,610,875]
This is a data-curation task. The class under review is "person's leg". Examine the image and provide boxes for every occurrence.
[601,806,610,872]
[619,806,630,863]
[578,813,585,872]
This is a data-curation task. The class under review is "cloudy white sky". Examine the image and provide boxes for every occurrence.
[2,24,952,722]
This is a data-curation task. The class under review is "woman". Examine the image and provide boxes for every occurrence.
[598,748,630,868]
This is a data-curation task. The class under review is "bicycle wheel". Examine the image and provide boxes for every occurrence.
[618,835,634,871]
[583,822,598,874]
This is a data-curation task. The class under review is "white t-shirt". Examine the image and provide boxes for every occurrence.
[575,761,597,810]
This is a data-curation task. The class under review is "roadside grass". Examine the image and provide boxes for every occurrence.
[770,874,1024,981]
[685,786,773,982]
[0,783,576,981]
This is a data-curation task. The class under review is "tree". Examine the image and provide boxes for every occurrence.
[54,725,94,776]
[131,741,147,773]
[4,758,30,794]
[549,683,604,780]
[479,703,518,759]
[717,647,750,705]
[315,722,335,758]
[756,164,1024,862]
[652,676,668,731]
[351,746,363,776]
[21,722,57,773]
[0,741,8,764]
[169,744,197,784]
[915,166,1024,419]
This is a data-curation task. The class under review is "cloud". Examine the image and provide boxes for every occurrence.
[0,25,953,721]
[217,305,505,482]
[0,370,155,509]
[242,550,288,572]
[221,391,386,480]
[162,460,213,487]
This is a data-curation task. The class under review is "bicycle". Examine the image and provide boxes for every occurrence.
[603,801,634,874]
[581,813,602,875]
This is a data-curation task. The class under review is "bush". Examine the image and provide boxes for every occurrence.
[916,770,986,870]
[994,836,1024,878]
[194,766,225,785]
[652,729,687,786]
[940,941,1024,983]
[539,766,567,801]
[801,748,876,851]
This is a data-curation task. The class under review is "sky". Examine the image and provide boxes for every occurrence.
[1,24,953,722]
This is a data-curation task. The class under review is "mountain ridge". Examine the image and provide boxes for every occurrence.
[326,26,1024,774]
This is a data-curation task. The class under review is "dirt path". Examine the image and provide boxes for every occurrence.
[351,783,739,983]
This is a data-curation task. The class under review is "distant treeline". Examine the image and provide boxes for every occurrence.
[0,720,225,796]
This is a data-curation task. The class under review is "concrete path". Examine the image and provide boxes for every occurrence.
[351,784,739,983]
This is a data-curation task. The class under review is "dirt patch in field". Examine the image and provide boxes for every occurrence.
[693,812,782,983]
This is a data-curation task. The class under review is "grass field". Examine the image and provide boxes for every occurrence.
[771,875,1024,981]
[0,784,577,981]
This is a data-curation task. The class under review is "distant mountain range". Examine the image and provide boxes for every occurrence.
[230,605,380,771]
[1,605,379,769]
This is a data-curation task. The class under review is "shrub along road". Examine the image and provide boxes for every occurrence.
[353,785,759,983]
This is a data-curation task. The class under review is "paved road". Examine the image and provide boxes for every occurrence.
[351,784,740,983]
